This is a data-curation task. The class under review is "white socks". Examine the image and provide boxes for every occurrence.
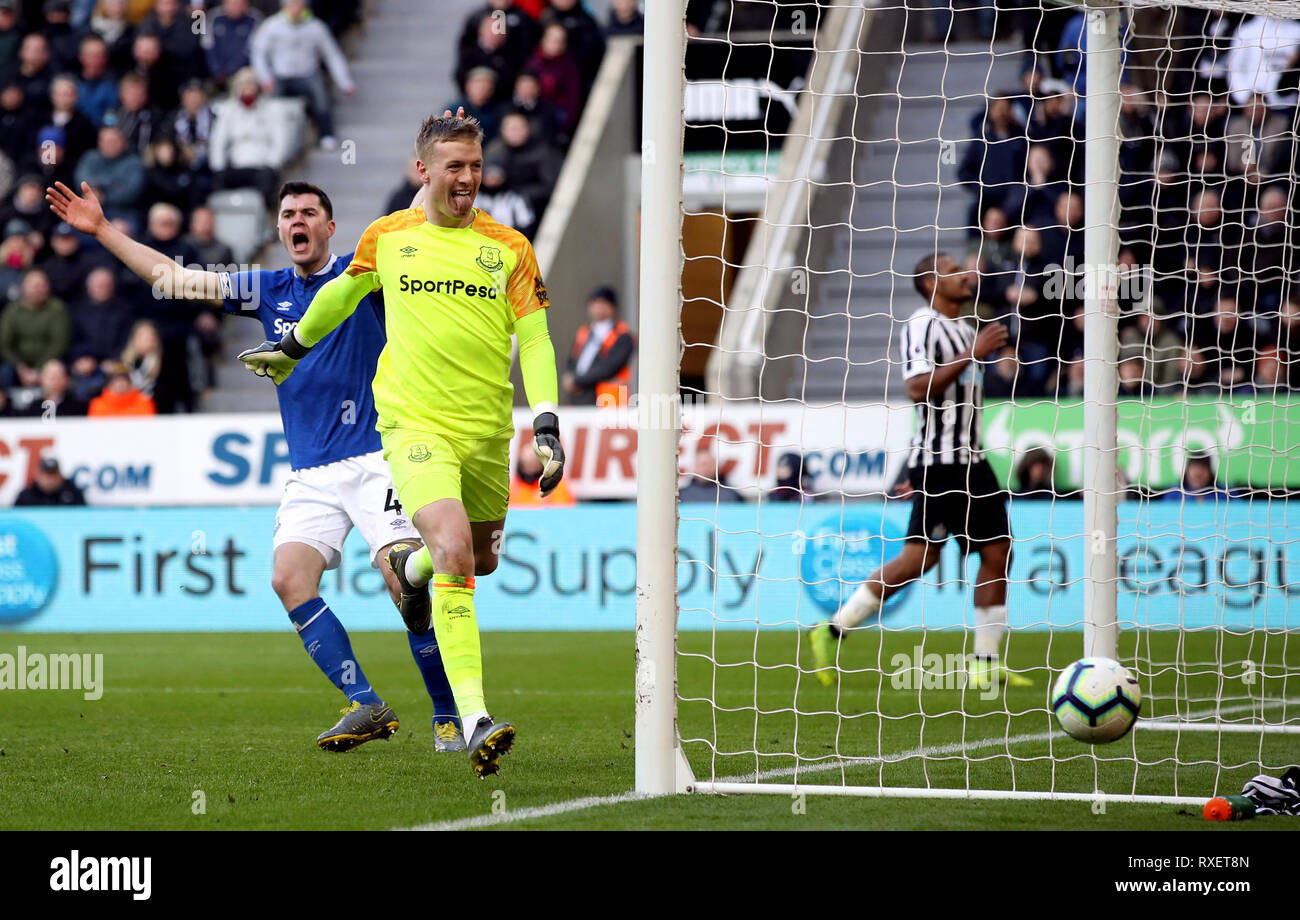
[974,605,1008,659]
[830,588,1006,659]
[462,710,488,737]
[831,583,881,632]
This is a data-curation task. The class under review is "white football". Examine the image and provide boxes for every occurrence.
[1051,657,1142,744]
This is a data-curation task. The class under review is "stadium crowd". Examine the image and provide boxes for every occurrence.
[6,1,1297,427]
[959,7,1300,400]
[0,1,832,420]
[383,0,645,241]
[0,0,360,416]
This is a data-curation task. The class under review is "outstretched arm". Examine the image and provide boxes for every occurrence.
[46,182,224,307]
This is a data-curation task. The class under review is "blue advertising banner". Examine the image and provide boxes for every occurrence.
[0,501,1296,632]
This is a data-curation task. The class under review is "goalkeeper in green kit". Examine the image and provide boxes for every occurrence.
[239,113,564,778]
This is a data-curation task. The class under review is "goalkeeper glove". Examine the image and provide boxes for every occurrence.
[237,327,313,385]
[532,411,566,498]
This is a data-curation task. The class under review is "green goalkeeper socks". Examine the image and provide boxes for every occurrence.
[431,574,486,717]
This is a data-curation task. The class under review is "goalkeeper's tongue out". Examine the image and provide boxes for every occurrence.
[445,180,477,220]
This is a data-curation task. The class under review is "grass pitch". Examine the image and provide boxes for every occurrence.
[0,631,1294,830]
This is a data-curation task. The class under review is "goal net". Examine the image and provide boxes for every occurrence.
[636,0,1300,804]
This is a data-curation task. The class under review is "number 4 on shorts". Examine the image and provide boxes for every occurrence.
[385,489,403,515]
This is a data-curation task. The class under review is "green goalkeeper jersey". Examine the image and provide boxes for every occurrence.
[341,206,552,439]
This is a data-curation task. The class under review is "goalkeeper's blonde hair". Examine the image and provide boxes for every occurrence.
[415,114,485,161]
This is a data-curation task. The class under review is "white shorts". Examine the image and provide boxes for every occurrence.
[273,450,421,570]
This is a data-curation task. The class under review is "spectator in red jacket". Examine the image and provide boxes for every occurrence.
[527,22,582,131]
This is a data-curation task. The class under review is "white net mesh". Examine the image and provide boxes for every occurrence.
[670,0,1300,801]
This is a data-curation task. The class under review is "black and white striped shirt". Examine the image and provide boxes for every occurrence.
[899,307,984,467]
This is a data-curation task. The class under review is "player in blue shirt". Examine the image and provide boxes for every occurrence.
[46,178,465,754]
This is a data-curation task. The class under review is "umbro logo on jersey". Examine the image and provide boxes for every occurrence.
[400,246,418,257]
[276,301,293,311]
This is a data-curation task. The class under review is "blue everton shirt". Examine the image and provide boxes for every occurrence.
[220,253,385,470]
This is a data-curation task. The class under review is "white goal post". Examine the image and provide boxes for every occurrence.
[636,0,1300,803]
[1081,0,1122,663]
[635,0,692,796]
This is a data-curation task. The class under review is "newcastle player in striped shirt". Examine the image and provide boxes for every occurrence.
[809,253,1032,690]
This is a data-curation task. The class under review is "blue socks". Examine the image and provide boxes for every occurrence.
[289,598,382,706]
[288,597,458,725]
[408,628,460,727]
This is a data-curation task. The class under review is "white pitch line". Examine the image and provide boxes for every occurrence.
[398,696,1300,830]
[396,727,1048,832]
[396,730,1060,831]
[399,791,661,831]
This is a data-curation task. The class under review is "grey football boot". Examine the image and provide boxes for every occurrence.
[466,716,515,777]
[317,701,400,752]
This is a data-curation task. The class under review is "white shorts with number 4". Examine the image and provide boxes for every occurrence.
[273,450,420,569]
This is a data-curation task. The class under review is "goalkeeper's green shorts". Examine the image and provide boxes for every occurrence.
[380,426,511,523]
